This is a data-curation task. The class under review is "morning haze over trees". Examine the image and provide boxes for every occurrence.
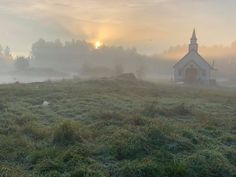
[0,39,174,81]
[0,38,235,83]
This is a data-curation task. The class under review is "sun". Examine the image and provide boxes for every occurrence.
[95,41,102,49]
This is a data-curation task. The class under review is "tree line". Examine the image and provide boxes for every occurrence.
[0,39,174,79]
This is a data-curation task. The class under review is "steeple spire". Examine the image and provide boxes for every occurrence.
[191,29,197,40]
[189,29,198,52]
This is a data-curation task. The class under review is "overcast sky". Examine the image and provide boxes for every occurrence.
[0,0,236,55]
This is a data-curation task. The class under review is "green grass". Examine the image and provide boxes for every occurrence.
[0,78,235,177]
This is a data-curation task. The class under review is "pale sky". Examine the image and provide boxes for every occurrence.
[0,0,236,55]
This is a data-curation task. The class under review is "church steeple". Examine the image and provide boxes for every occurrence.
[191,29,197,40]
[189,29,198,52]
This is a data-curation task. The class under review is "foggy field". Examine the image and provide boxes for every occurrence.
[1,0,236,176]
[0,78,235,177]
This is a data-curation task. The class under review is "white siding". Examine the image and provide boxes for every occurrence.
[174,51,212,84]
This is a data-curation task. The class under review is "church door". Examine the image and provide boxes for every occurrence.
[185,66,198,83]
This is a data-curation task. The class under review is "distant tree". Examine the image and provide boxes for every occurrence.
[15,56,30,71]
[4,46,11,57]
[30,38,167,77]
[55,39,63,47]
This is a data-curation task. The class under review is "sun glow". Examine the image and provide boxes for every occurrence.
[95,41,102,49]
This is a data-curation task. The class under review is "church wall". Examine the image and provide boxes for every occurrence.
[174,68,183,82]
[174,62,211,83]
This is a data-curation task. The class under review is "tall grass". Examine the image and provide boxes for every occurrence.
[0,79,235,176]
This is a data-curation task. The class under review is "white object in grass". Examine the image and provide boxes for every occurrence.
[42,101,49,107]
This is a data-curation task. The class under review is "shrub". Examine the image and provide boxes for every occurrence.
[52,121,81,146]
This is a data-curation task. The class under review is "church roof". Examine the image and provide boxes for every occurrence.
[173,51,213,69]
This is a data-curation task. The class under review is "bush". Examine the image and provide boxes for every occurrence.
[53,121,81,146]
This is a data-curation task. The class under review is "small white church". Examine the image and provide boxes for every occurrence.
[174,29,214,85]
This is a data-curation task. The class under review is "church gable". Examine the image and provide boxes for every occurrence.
[174,51,212,70]
[182,60,201,71]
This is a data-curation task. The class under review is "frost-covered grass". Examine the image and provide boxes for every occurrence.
[0,78,235,177]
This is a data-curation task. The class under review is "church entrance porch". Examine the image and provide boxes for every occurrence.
[185,67,198,83]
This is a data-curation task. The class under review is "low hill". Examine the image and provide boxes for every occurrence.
[0,79,235,177]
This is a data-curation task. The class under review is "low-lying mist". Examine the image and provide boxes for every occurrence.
[0,39,235,86]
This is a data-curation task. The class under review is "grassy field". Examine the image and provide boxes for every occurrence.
[0,78,235,177]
